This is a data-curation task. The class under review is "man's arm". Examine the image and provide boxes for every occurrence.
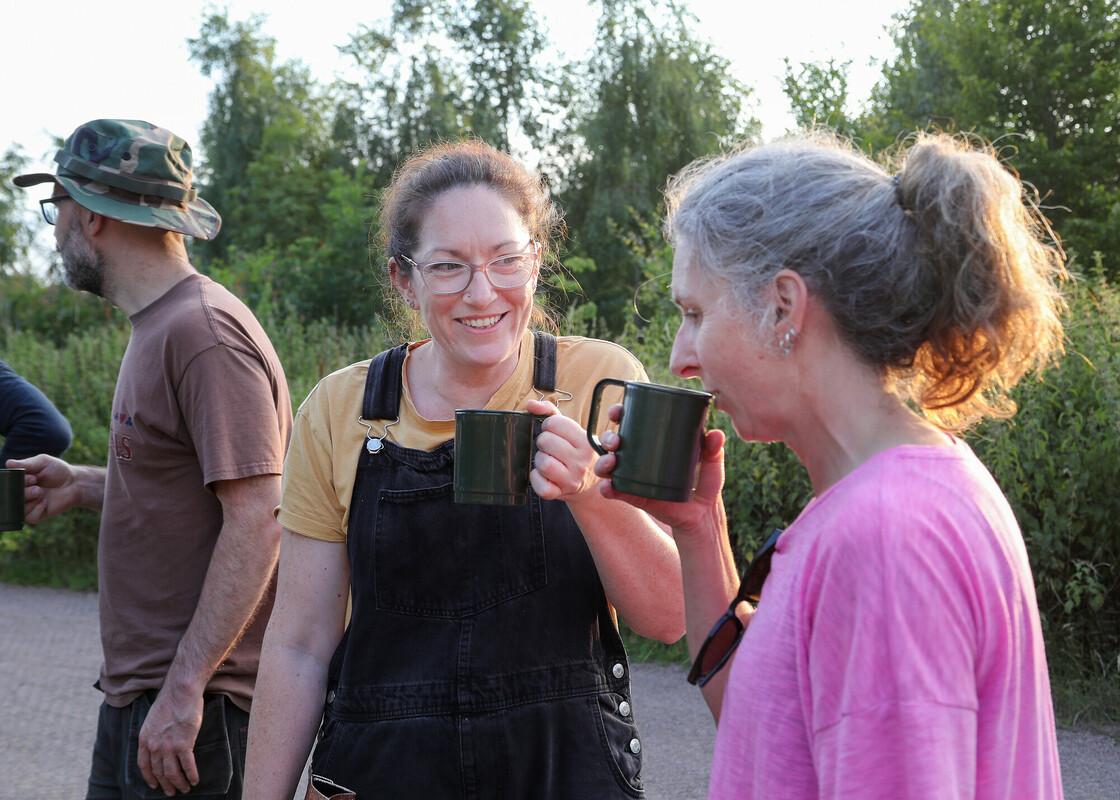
[0,360,72,462]
[136,472,282,795]
[4,454,105,520]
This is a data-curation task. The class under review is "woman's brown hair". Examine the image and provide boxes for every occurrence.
[378,139,563,336]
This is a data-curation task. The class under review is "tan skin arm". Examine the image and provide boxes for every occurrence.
[593,422,743,721]
[136,474,282,795]
[242,530,350,800]
[6,453,105,519]
[527,399,686,644]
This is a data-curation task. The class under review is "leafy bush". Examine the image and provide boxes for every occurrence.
[969,258,1120,683]
[0,313,390,588]
[0,321,127,587]
[2,262,1117,701]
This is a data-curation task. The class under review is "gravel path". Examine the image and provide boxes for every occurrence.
[2,583,1116,798]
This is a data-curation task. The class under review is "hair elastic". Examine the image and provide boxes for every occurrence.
[891,174,911,214]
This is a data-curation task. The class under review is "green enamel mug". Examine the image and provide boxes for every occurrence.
[586,380,712,502]
[0,469,26,531]
[454,410,538,505]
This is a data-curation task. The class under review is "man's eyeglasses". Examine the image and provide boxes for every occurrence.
[398,242,540,295]
[687,527,783,687]
[39,196,74,226]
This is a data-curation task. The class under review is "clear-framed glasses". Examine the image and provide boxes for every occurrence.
[687,527,783,687]
[39,196,74,225]
[398,241,540,295]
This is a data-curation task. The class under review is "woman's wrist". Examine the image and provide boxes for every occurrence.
[672,497,728,546]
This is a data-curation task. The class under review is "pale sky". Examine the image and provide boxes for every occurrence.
[3,0,909,239]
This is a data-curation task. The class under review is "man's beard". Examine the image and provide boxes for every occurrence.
[58,215,106,297]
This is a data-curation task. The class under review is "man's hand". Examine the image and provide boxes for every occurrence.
[137,685,205,796]
[4,454,102,522]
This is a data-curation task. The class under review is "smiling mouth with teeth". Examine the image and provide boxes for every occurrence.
[461,314,504,329]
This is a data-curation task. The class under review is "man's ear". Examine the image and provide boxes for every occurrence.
[86,210,106,237]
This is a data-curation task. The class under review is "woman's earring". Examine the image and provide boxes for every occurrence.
[778,327,797,356]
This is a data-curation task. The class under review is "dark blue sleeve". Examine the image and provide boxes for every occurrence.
[0,359,73,463]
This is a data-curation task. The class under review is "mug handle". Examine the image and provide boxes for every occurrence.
[586,378,627,455]
[529,414,547,476]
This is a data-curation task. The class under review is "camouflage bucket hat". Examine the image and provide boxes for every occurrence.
[13,119,220,240]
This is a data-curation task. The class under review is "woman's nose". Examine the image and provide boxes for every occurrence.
[463,266,498,304]
[669,328,697,379]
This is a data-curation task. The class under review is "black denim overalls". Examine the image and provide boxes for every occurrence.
[311,333,644,799]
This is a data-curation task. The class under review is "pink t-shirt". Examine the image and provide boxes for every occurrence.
[709,440,1062,800]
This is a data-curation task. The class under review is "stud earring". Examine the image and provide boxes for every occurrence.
[778,327,797,356]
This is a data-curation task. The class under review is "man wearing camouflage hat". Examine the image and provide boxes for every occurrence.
[8,119,292,798]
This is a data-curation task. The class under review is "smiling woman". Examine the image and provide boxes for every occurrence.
[388,183,543,408]
[241,139,686,799]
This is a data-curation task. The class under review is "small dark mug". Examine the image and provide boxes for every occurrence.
[587,379,712,502]
[454,410,538,505]
[0,468,26,531]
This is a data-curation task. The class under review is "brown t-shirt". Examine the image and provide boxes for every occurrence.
[98,273,292,710]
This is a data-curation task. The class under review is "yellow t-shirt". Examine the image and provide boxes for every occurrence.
[278,330,648,542]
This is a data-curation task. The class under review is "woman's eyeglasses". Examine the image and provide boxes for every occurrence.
[398,242,540,295]
[687,527,783,687]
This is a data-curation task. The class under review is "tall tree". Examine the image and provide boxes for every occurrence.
[557,0,757,330]
[188,10,381,325]
[0,147,32,274]
[335,0,555,183]
[864,0,1120,265]
[188,13,336,261]
[782,58,860,139]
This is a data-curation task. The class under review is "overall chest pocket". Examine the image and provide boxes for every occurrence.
[372,482,548,618]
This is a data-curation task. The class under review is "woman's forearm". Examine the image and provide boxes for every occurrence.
[567,492,687,643]
[242,642,330,799]
[242,531,350,798]
[673,496,740,721]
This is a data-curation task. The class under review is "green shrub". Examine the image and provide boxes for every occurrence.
[0,321,127,588]
[969,260,1120,685]
[0,313,390,588]
[1,263,1117,706]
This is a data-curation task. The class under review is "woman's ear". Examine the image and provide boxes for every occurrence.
[388,257,417,308]
[772,269,808,339]
[529,243,543,292]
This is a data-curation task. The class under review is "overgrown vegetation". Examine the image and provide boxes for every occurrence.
[3,263,1117,723]
[2,0,1117,723]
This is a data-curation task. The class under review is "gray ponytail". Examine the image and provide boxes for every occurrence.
[665,131,1066,430]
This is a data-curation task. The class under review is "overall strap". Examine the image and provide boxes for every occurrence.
[361,344,409,420]
[532,331,558,393]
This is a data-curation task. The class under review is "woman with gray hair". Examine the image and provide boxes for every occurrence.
[595,132,1065,798]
